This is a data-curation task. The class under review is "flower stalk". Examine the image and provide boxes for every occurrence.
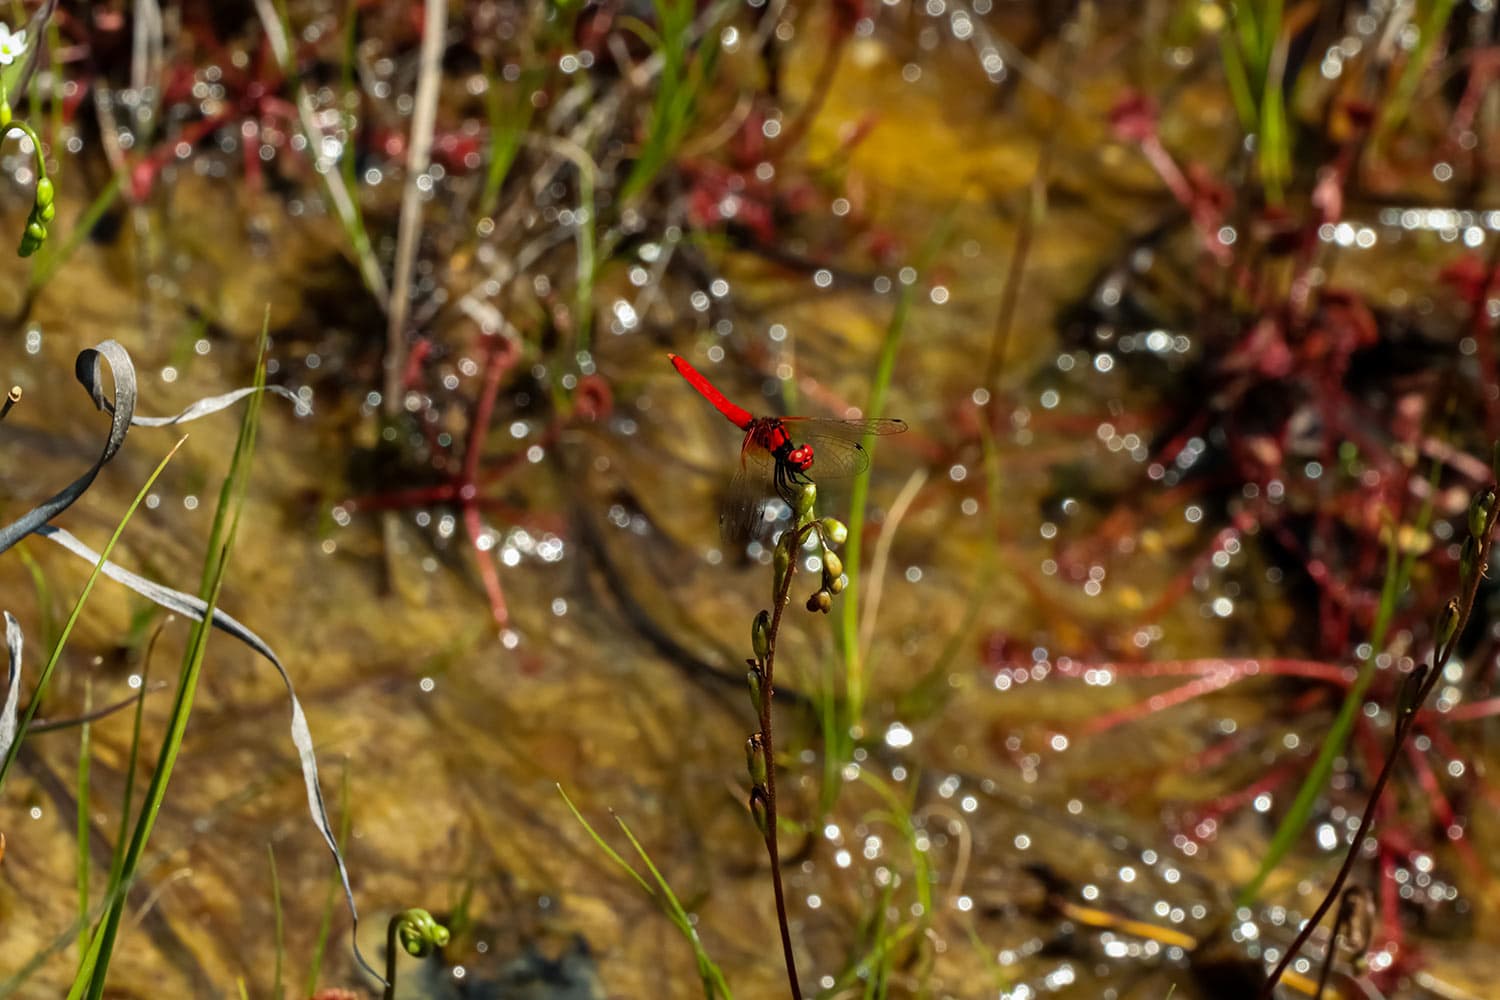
[743,482,851,1000]
[0,21,55,257]
[1262,475,1500,993]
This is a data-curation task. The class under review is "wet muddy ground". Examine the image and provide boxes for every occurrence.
[2,3,1499,999]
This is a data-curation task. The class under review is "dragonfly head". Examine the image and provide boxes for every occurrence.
[786,443,814,472]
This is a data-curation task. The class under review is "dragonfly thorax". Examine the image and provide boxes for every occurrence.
[749,418,816,473]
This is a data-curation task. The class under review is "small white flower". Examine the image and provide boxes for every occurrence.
[0,24,27,67]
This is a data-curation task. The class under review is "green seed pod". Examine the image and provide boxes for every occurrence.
[828,573,847,595]
[795,482,818,519]
[1436,598,1461,650]
[25,221,45,242]
[822,550,844,579]
[806,589,833,614]
[1397,664,1429,721]
[820,517,849,546]
[746,665,764,712]
[34,177,53,209]
[749,788,769,835]
[746,734,767,787]
[39,201,54,224]
[773,538,792,598]
[752,609,772,661]
[1470,488,1495,540]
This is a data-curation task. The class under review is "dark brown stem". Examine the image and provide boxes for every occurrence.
[1261,497,1500,995]
[757,525,811,1000]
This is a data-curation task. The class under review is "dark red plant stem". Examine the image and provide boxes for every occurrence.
[461,336,518,626]
[1185,765,1299,840]
[1376,848,1402,962]
[758,524,810,1000]
[1260,496,1500,995]
[1081,673,1240,735]
[1402,739,1483,879]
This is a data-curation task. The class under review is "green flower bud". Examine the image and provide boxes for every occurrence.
[1470,488,1495,540]
[25,221,45,242]
[39,202,54,223]
[1436,598,1461,650]
[795,482,817,519]
[806,589,832,614]
[752,609,771,661]
[396,909,450,957]
[828,573,847,595]
[820,517,848,545]
[0,103,11,127]
[749,788,769,835]
[34,177,53,209]
[745,733,767,787]
[746,664,763,711]
[822,550,843,579]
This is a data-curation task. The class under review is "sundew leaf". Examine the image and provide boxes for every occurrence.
[0,338,377,982]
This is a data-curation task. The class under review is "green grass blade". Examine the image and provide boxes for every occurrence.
[1257,46,1289,204]
[840,214,954,728]
[613,816,733,1000]
[76,680,91,959]
[14,542,59,666]
[556,784,655,897]
[557,785,731,999]
[480,65,536,216]
[76,341,268,999]
[1237,459,1441,905]
[1376,0,1459,142]
[1218,30,1258,132]
[268,843,284,1000]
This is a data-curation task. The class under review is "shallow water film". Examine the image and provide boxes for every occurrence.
[2,2,1500,999]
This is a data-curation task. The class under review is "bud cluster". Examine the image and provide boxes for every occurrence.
[1403,480,1499,724]
[19,173,54,257]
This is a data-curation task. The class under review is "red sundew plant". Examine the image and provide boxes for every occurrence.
[978,8,1500,992]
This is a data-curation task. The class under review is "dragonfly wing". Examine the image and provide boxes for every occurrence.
[720,446,777,545]
[781,417,908,441]
[785,418,907,479]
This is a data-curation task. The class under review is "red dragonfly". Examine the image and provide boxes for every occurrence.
[668,353,907,542]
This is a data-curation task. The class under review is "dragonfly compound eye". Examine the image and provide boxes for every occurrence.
[787,444,814,471]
